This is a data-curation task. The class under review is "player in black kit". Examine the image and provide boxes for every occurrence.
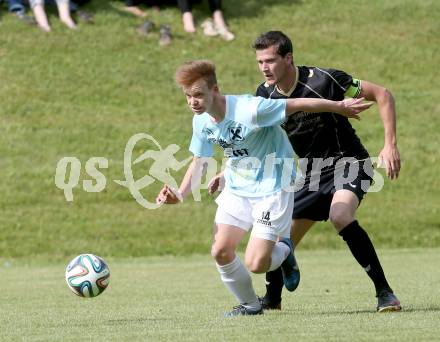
[254,31,401,312]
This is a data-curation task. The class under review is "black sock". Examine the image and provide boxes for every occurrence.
[264,268,283,304]
[339,220,392,295]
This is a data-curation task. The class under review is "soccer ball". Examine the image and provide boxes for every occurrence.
[65,254,110,298]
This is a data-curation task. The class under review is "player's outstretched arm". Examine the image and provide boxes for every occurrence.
[285,97,373,120]
[359,80,400,180]
[156,156,204,204]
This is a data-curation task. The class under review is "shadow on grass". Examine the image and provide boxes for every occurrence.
[393,306,440,313]
[104,318,173,325]
[344,306,440,315]
[340,305,440,315]
[57,317,173,327]
[281,305,440,315]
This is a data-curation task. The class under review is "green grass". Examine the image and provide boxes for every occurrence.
[1,249,440,341]
[0,0,439,258]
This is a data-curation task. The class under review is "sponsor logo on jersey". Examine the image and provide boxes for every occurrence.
[229,125,244,141]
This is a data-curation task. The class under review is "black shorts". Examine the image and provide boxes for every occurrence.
[292,159,374,221]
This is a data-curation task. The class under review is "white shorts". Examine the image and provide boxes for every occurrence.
[214,189,294,242]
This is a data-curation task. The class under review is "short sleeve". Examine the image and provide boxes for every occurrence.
[188,119,213,157]
[326,69,361,98]
[254,97,287,128]
[327,68,353,92]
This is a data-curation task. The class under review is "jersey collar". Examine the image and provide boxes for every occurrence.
[275,66,299,97]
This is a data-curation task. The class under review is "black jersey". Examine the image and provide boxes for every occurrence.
[256,66,369,162]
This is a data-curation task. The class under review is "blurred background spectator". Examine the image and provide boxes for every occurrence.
[7,0,36,23]
[29,0,77,31]
[177,0,234,40]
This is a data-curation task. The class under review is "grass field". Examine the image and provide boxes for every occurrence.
[0,0,439,258]
[1,249,440,341]
[1,1,439,340]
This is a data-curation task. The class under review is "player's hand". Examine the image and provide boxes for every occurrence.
[207,173,225,194]
[339,97,373,120]
[378,144,401,180]
[156,185,183,205]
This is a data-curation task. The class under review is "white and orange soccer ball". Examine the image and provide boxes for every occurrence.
[65,254,110,298]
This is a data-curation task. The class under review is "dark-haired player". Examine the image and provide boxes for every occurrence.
[253,31,401,312]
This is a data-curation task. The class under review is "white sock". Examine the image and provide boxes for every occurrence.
[216,256,261,310]
[268,241,290,272]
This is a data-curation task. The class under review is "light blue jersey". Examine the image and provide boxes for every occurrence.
[189,95,295,197]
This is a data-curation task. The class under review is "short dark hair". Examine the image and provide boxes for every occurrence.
[252,31,293,57]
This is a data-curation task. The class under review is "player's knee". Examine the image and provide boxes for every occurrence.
[245,256,268,274]
[211,243,234,264]
[329,209,353,230]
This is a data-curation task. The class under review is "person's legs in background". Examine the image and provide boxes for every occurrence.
[30,0,51,31]
[55,0,77,29]
[208,0,233,40]
[177,0,195,33]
